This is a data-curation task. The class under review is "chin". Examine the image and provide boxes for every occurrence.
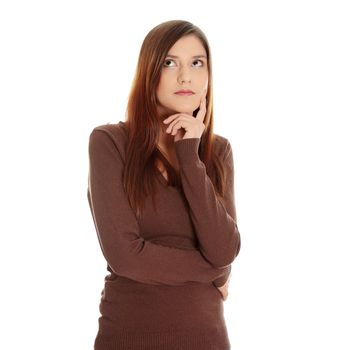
[171,103,197,114]
[158,101,196,115]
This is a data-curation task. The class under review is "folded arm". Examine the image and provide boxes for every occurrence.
[174,137,241,270]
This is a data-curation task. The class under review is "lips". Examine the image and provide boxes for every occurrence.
[175,89,194,96]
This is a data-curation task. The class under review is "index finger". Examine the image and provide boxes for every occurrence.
[196,90,207,122]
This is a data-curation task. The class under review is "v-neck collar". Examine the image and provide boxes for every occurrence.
[155,147,180,188]
[155,166,169,186]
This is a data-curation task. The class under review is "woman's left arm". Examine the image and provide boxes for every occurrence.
[174,136,241,269]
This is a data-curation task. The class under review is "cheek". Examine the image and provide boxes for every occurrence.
[200,71,209,84]
[156,76,169,94]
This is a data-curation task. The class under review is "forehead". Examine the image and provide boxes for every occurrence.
[166,35,207,58]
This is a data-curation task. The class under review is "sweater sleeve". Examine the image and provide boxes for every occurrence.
[87,128,231,286]
[174,137,241,270]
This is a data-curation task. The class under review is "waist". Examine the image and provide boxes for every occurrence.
[98,275,225,332]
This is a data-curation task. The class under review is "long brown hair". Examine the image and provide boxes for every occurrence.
[122,20,228,218]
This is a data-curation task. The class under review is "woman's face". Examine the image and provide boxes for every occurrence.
[156,34,209,118]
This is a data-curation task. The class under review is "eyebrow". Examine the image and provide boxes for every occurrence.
[166,54,207,59]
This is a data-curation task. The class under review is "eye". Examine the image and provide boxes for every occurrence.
[163,58,205,68]
[163,59,175,67]
[193,59,204,67]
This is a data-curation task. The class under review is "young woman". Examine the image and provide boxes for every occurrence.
[87,19,241,350]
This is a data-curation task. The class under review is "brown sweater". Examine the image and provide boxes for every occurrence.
[87,121,241,350]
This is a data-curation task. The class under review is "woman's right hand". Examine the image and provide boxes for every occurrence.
[216,273,231,301]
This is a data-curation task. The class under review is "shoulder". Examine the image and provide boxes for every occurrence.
[90,120,128,140]
[89,120,129,162]
[213,133,232,160]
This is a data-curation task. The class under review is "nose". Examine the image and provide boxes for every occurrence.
[177,67,191,84]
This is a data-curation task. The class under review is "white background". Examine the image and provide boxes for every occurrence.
[0,0,349,349]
